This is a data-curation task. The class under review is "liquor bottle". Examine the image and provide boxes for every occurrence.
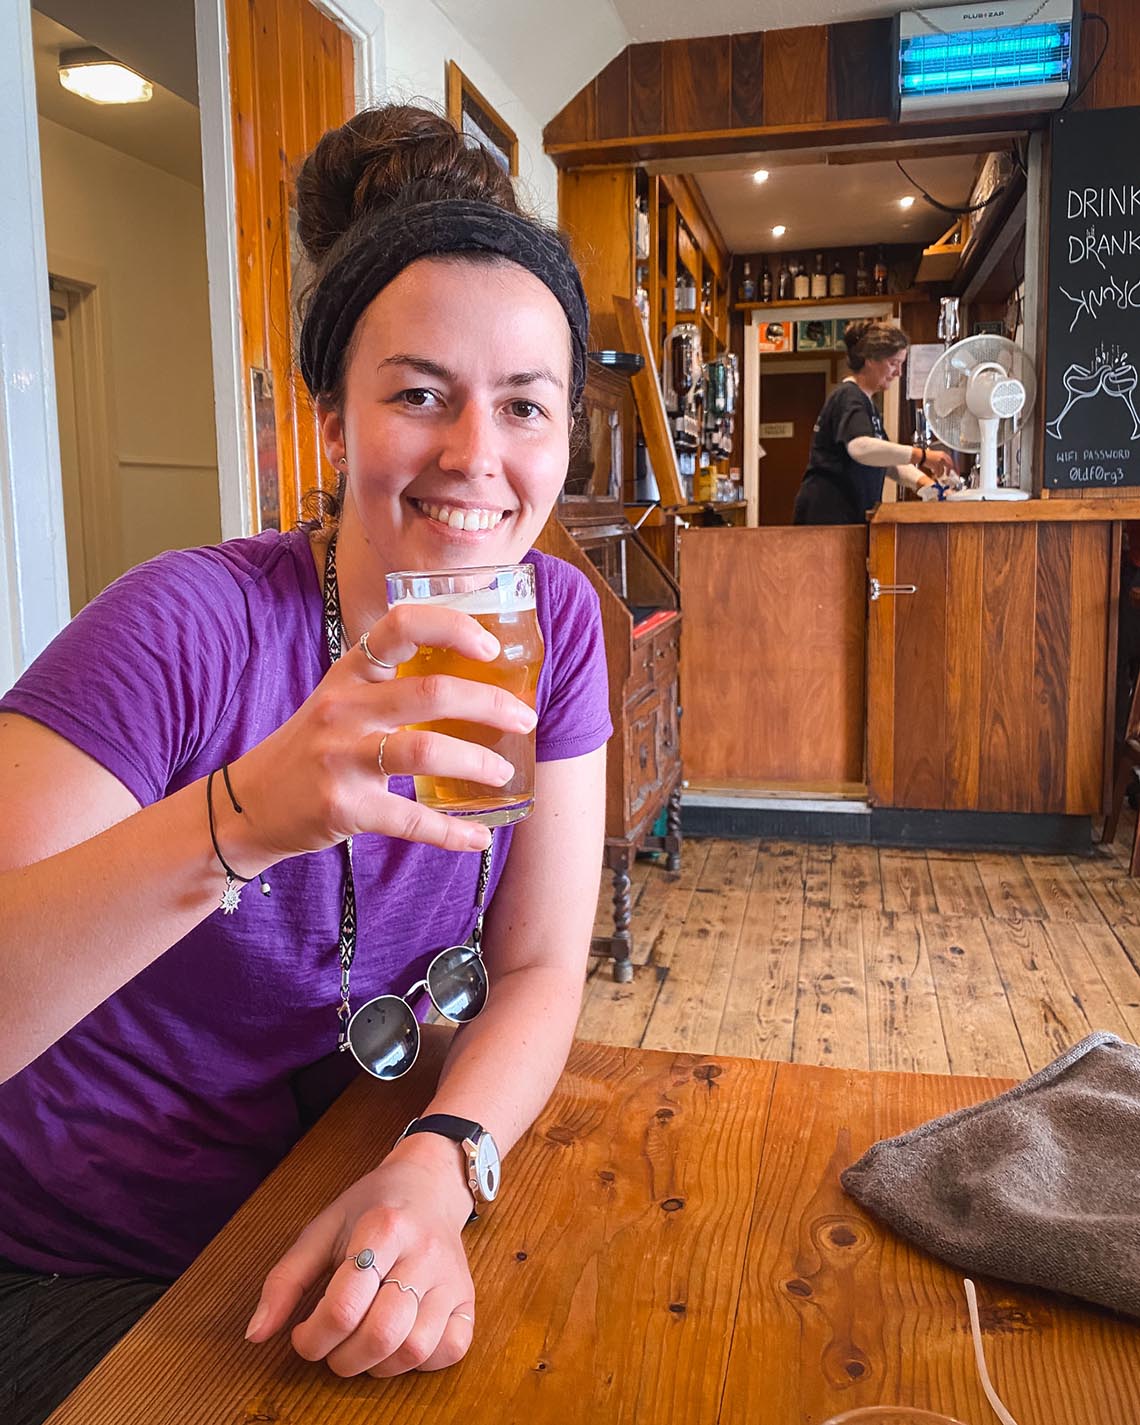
[740,261,756,303]
[760,260,773,302]
[855,249,871,297]
[676,270,697,312]
[793,256,810,300]
[810,252,828,300]
[635,197,650,261]
[828,258,846,298]
[873,246,889,296]
[777,254,792,300]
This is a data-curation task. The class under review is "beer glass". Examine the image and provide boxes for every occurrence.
[385,564,544,827]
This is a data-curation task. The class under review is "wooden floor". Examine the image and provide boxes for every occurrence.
[578,816,1140,1077]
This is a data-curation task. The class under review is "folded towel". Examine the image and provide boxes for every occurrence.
[841,1032,1140,1317]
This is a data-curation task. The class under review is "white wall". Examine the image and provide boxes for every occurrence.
[379,0,558,221]
[37,116,220,579]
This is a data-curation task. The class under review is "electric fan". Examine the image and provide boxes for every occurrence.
[923,334,1036,501]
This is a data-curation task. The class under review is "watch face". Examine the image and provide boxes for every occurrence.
[474,1131,500,1201]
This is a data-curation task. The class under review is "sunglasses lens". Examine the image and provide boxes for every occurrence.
[347,996,419,1080]
[427,946,488,1024]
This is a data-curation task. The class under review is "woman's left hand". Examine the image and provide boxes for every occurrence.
[244,1144,476,1376]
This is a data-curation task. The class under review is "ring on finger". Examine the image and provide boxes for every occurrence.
[349,1247,382,1281]
[380,1276,422,1304]
[359,631,397,670]
[377,732,391,777]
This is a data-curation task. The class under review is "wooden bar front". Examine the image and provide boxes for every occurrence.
[46,1032,1140,1424]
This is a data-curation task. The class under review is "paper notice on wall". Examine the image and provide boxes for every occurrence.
[906,343,943,401]
[759,422,794,438]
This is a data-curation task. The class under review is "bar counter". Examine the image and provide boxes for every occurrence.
[679,499,1140,836]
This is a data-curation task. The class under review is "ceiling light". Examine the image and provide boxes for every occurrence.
[899,195,916,209]
[58,48,153,105]
[753,169,770,184]
[771,224,786,238]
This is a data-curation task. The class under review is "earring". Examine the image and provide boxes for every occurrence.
[338,457,347,470]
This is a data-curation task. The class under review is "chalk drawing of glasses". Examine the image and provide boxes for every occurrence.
[1047,352,1140,441]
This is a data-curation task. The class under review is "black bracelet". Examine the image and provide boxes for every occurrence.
[207,766,271,913]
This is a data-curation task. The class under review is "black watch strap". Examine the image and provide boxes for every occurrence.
[404,1113,481,1142]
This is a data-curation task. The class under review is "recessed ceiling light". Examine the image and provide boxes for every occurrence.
[58,48,153,105]
[753,169,770,184]
[899,195,916,209]
[771,224,786,237]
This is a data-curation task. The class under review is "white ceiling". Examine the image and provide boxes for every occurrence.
[612,0,904,43]
[695,151,984,253]
[31,10,202,186]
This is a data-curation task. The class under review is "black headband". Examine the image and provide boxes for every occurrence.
[299,198,589,407]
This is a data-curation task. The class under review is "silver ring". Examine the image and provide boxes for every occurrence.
[359,631,397,670]
[380,1276,422,1304]
[377,733,390,777]
[349,1247,381,1280]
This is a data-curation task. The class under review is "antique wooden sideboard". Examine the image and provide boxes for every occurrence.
[536,355,682,981]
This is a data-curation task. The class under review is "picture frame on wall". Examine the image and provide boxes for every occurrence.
[446,61,518,177]
[757,321,793,353]
[795,319,834,351]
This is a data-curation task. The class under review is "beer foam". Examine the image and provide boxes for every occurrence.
[390,586,535,614]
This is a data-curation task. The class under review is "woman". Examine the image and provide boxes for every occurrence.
[792,318,958,525]
[0,105,610,1423]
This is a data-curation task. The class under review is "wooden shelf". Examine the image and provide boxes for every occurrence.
[735,291,924,312]
[672,500,747,515]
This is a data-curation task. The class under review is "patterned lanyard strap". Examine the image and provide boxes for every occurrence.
[320,534,493,1049]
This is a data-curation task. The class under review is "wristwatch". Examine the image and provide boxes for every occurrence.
[401,1114,501,1220]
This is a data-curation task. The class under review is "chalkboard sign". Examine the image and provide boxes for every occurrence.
[1045,106,1140,489]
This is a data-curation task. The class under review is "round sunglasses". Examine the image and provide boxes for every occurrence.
[345,940,489,1079]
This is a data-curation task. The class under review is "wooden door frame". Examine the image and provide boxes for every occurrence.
[46,260,122,604]
[197,0,383,543]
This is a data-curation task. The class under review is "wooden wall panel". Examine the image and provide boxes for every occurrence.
[1066,523,1110,810]
[892,523,948,808]
[679,527,867,787]
[731,33,765,129]
[827,19,893,121]
[595,50,630,141]
[228,0,354,532]
[978,523,1038,813]
[1075,0,1140,111]
[629,42,663,136]
[944,524,984,807]
[558,169,636,350]
[762,27,829,129]
[543,82,595,147]
[866,523,896,805]
[1032,522,1072,812]
[663,37,732,134]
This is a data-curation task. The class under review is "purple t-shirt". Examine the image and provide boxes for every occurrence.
[0,529,611,1278]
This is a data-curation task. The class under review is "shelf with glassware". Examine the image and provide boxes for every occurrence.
[637,172,742,510]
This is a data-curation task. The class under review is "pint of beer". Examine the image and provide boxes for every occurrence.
[385,564,544,826]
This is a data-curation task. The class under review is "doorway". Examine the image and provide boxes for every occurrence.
[758,367,827,525]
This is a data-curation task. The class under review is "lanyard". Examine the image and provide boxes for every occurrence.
[320,533,492,1049]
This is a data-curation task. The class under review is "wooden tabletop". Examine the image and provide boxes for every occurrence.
[47,1033,1140,1425]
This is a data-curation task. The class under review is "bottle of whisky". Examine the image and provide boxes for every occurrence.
[793,256,810,301]
[810,252,828,300]
[777,254,792,300]
[828,258,846,298]
[855,249,871,297]
[740,261,756,302]
[760,260,773,302]
[873,246,889,296]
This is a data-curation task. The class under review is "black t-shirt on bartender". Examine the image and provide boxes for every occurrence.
[794,380,888,526]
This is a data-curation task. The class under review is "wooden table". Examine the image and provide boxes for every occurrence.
[48,1034,1140,1425]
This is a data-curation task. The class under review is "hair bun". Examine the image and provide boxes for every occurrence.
[843,317,874,353]
[295,104,520,265]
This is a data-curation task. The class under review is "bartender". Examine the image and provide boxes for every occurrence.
[793,318,957,525]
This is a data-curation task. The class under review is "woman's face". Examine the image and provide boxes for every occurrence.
[319,255,573,572]
[863,347,908,393]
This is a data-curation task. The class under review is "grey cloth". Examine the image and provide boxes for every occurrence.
[841,1032,1140,1317]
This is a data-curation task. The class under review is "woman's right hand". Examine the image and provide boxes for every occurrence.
[219,603,535,865]
[920,448,959,481]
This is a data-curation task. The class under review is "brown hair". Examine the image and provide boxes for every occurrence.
[844,318,909,372]
[294,104,541,522]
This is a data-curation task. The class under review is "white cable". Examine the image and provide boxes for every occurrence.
[964,1279,1021,1425]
